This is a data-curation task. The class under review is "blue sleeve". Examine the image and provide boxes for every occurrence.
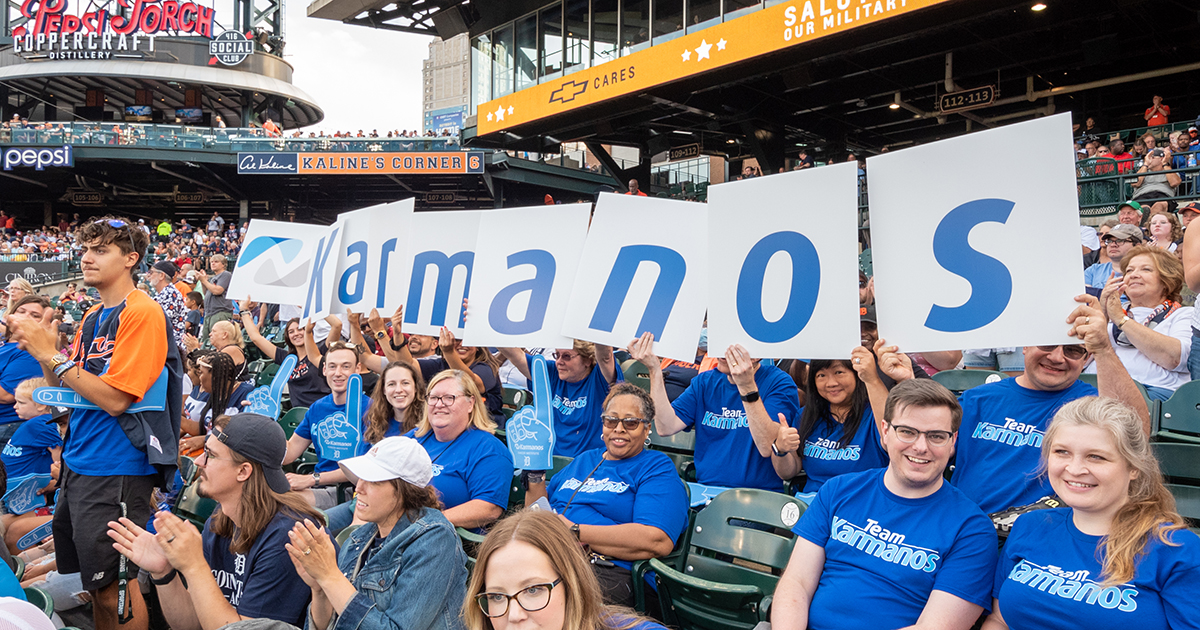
[26,420,63,449]
[760,369,801,425]
[793,479,834,545]
[1160,532,1200,629]
[671,376,703,429]
[631,455,689,544]
[0,354,41,396]
[933,513,999,611]
[992,519,1023,598]
[234,523,311,621]
[294,412,313,440]
[466,438,514,509]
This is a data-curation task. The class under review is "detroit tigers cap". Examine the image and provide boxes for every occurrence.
[212,413,290,494]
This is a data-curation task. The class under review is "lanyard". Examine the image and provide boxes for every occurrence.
[562,456,608,513]
[1112,299,1179,347]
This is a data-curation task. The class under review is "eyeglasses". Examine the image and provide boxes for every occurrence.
[601,415,649,431]
[1036,344,1089,360]
[1102,238,1138,245]
[429,394,468,407]
[553,351,578,361]
[887,422,954,446]
[476,578,561,618]
[201,446,226,462]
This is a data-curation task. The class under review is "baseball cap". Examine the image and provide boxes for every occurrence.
[339,436,433,488]
[152,260,178,277]
[1105,224,1144,243]
[1179,201,1200,215]
[184,270,198,282]
[211,413,290,494]
[860,304,877,324]
[1149,148,1166,158]
[1118,201,1143,213]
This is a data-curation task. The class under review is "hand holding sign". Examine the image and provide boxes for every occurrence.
[244,353,297,419]
[873,338,915,384]
[507,354,555,471]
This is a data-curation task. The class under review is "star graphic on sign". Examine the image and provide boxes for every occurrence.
[508,106,514,115]
[486,112,493,121]
[681,48,691,62]
[717,38,727,51]
[495,105,505,121]
[695,40,712,60]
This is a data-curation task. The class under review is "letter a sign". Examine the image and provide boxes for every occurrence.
[868,114,1082,351]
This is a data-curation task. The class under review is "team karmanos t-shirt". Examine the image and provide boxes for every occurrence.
[794,468,997,630]
[547,448,688,570]
[406,427,511,511]
[800,407,887,493]
[202,512,311,625]
[538,356,623,458]
[1,414,61,480]
[995,508,1200,629]
[295,393,372,473]
[952,378,1096,513]
[671,365,799,490]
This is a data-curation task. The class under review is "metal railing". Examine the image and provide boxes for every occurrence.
[1077,155,1199,215]
[0,124,462,153]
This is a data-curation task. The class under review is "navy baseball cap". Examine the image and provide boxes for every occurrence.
[212,413,289,494]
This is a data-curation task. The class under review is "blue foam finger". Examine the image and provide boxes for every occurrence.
[507,355,555,471]
[17,520,54,551]
[34,368,169,412]
[347,373,363,455]
[3,474,52,515]
[243,354,297,418]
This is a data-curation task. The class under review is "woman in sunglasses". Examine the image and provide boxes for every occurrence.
[524,383,687,608]
[1092,245,1193,400]
[463,509,666,630]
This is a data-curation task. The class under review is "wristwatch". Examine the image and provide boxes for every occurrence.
[740,390,760,403]
[771,442,791,457]
[1118,316,1132,329]
[311,472,322,487]
[374,330,387,340]
[47,353,69,372]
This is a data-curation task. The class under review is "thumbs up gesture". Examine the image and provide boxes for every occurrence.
[775,413,800,456]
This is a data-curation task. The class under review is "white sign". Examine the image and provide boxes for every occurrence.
[560,194,707,361]
[327,200,414,317]
[301,222,345,322]
[868,114,1082,352]
[707,164,862,358]
[402,210,482,337]
[464,204,591,348]
[229,220,331,307]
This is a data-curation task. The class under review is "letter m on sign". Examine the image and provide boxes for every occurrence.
[405,250,474,328]
[588,245,686,341]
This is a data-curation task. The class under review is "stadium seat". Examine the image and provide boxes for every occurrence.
[256,362,280,388]
[643,488,806,630]
[279,407,307,439]
[1156,380,1200,444]
[293,448,319,475]
[12,556,23,581]
[23,586,53,618]
[506,455,574,512]
[622,360,650,392]
[858,248,872,276]
[502,387,531,411]
[1153,442,1200,529]
[648,422,695,455]
[335,524,362,548]
[174,474,218,532]
[931,369,1007,394]
[1076,374,1159,427]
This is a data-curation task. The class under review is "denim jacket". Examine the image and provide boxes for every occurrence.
[309,507,468,630]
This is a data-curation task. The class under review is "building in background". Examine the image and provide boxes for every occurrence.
[422,33,470,135]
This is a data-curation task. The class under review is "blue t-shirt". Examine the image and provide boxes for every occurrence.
[186,381,256,431]
[294,393,373,473]
[406,427,511,511]
[1,414,61,480]
[671,365,800,490]
[800,408,887,492]
[952,378,1096,514]
[202,511,311,625]
[0,345,43,425]
[539,356,623,458]
[1083,262,1115,289]
[794,469,997,630]
[547,448,689,570]
[995,508,1200,629]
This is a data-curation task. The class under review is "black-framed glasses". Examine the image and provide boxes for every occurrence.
[1102,237,1138,245]
[429,394,467,407]
[601,415,649,431]
[476,578,561,618]
[1036,344,1089,360]
[887,422,954,446]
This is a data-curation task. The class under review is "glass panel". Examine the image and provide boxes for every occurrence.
[653,0,683,43]
[725,0,761,19]
[493,25,514,98]
[686,0,719,32]
[470,34,492,113]
[540,3,563,80]
[565,0,589,74]
[593,0,619,66]
[515,14,538,91]
[621,0,650,55]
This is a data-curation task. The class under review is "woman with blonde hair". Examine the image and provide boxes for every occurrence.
[982,396,1200,629]
[463,509,666,630]
[406,370,512,530]
[184,318,248,380]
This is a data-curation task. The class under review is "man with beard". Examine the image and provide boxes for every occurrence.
[107,413,322,630]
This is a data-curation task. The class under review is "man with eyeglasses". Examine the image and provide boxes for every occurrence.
[8,216,183,630]
[282,342,373,508]
[773,379,997,630]
[949,296,1150,516]
[1083,223,1143,290]
[107,413,321,630]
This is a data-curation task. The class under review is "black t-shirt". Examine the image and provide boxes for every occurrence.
[274,347,331,409]
[418,357,503,424]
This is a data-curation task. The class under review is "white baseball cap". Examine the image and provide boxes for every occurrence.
[338,436,433,488]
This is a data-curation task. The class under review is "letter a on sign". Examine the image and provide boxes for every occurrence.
[560,193,707,361]
[867,114,1081,351]
[707,164,861,358]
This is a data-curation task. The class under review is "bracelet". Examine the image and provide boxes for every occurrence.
[150,569,186,588]
[53,360,76,378]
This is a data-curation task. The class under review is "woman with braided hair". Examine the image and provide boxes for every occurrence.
[180,351,254,455]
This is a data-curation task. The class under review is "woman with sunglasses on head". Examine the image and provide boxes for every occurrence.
[981,397,1200,630]
[404,370,512,531]
[179,352,255,456]
[1091,245,1193,400]
[464,509,666,630]
[524,383,688,608]
[286,435,469,630]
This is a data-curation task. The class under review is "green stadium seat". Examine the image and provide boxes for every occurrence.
[622,360,650,392]
[335,524,362,548]
[648,422,695,455]
[173,475,218,532]
[1153,442,1200,527]
[256,361,280,387]
[279,407,307,439]
[12,557,23,581]
[931,369,1007,395]
[502,387,531,411]
[292,448,319,475]
[644,489,806,630]
[858,248,872,276]
[507,455,574,512]
[23,586,53,618]
[1156,380,1200,444]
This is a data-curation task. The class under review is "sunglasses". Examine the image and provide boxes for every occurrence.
[1036,344,1089,360]
[94,219,140,261]
[601,415,649,431]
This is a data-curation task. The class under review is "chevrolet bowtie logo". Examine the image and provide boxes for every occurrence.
[549,79,588,104]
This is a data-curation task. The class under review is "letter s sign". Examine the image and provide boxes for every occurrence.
[924,198,1015,333]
